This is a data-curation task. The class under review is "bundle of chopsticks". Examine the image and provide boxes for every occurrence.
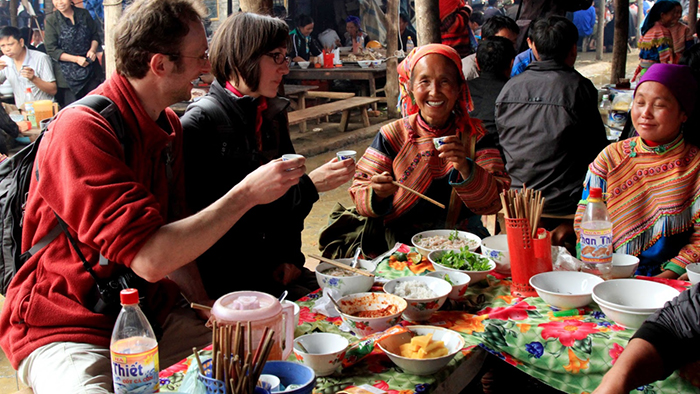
[193,320,275,394]
[500,187,545,238]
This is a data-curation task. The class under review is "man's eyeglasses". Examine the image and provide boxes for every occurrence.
[164,51,209,62]
[264,52,291,66]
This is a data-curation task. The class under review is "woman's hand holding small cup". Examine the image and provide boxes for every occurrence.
[436,135,471,179]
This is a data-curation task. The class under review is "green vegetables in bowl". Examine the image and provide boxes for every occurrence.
[435,247,492,271]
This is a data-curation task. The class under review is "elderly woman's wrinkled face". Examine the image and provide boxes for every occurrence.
[632,81,687,144]
[410,54,461,127]
[346,22,359,37]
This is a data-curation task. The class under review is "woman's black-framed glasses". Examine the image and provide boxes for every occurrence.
[264,52,292,67]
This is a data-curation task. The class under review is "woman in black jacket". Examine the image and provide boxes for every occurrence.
[181,12,354,301]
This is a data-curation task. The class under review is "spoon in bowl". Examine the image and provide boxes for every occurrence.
[278,290,288,303]
[351,247,361,269]
[329,295,342,312]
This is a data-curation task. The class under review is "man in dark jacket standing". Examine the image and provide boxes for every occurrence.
[495,16,607,243]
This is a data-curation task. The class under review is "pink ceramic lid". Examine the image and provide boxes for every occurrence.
[211,291,282,321]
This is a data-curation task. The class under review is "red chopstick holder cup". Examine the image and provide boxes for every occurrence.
[506,219,553,297]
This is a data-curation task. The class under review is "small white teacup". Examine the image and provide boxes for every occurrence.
[281,154,304,171]
[336,150,357,162]
[433,137,449,150]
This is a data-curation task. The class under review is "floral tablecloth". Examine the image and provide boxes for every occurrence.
[160,244,700,394]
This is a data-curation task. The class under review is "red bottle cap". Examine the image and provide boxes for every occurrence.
[120,288,139,305]
[589,187,602,199]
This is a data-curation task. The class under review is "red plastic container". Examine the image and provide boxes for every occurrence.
[506,219,553,297]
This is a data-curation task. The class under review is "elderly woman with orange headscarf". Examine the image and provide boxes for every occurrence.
[349,44,510,245]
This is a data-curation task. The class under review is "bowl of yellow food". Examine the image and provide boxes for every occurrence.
[378,325,465,375]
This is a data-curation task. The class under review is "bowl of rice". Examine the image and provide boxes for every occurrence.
[336,292,407,336]
[316,258,377,296]
[411,230,481,257]
[383,276,451,321]
[428,249,496,284]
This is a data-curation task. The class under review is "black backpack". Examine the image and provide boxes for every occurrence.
[0,95,125,296]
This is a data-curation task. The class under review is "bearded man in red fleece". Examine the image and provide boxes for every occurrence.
[0,0,308,392]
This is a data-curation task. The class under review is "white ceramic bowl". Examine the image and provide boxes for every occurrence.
[592,279,680,313]
[378,325,465,375]
[383,276,451,321]
[371,60,382,67]
[293,333,349,376]
[357,60,371,68]
[258,374,281,392]
[426,271,471,300]
[611,253,640,279]
[428,250,496,283]
[480,234,510,274]
[686,263,700,285]
[411,229,482,257]
[315,259,376,296]
[594,299,657,329]
[529,271,604,309]
[336,292,407,336]
[298,61,311,69]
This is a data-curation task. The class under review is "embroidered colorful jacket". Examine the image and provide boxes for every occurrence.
[349,114,510,241]
[574,136,700,276]
[634,22,674,81]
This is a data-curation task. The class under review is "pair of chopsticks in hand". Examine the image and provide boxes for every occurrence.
[391,181,445,209]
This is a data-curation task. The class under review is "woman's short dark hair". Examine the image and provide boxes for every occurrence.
[296,14,313,28]
[115,0,207,79]
[209,12,289,91]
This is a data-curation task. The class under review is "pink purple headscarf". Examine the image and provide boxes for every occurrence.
[636,63,697,113]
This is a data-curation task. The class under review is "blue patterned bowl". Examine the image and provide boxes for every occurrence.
[315,258,376,296]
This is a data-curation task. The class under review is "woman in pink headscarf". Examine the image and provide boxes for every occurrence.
[349,44,510,245]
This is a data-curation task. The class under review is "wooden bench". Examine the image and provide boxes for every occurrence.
[303,91,355,123]
[288,97,379,132]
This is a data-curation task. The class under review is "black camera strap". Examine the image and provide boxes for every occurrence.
[53,212,101,281]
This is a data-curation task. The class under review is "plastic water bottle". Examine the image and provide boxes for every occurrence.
[111,288,160,394]
[579,187,613,279]
[24,88,36,128]
[599,94,611,126]
[406,36,415,52]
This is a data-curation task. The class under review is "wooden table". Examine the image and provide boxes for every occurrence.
[285,64,386,110]
[283,84,318,132]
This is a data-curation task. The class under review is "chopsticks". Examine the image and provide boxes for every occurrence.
[392,181,445,209]
[309,254,375,277]
[201,319,276,394]
[500,186,545,238]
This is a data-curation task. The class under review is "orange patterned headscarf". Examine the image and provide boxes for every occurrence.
[397,43,480,137]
